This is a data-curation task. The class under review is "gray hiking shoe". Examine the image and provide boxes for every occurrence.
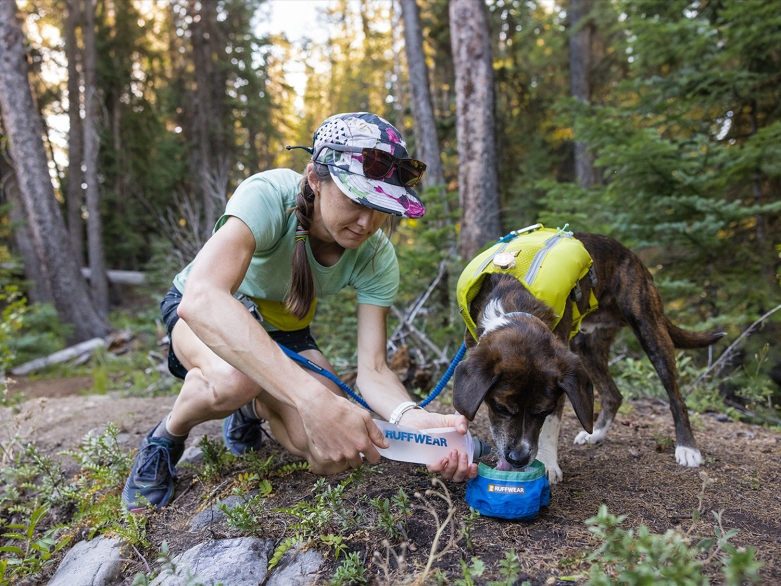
[222,408,266,455]
[122,428,184,512]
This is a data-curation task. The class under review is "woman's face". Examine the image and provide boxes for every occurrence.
[310,171,388,250]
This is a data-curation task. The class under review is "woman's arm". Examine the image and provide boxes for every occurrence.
[178,217,387,468]
[356,304,478,482]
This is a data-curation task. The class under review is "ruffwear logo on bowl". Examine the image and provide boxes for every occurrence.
[487,484,526,494]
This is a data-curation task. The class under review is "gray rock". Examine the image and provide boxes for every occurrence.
[179,445,203,465]
[48,536,125,586]
[266,546,325,586]
[150,537,275,586]
[190,495,246,532]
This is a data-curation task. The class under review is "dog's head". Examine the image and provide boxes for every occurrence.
[453,319,594,470]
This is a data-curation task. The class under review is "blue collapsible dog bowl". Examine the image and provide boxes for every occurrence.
[465,460,551,521]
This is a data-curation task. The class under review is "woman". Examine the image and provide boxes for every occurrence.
[123,112,478,511]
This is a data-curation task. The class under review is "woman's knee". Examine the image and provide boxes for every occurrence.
[184,364,259,412]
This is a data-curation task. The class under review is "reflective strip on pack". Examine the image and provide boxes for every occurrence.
[456,225,598,341]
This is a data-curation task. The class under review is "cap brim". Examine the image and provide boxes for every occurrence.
[329,168,426,219]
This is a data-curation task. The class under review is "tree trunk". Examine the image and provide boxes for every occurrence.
[65,0,85,264]
[449,0,501,260]
[0,154,51,304]
[82,0,109,317]
[0,0,109,341]
[189,0,217,240]
[400,0,447,201]
[569,0,595,188]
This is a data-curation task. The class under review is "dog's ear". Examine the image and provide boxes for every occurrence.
[453,358,500,421]
[559,355,594,433]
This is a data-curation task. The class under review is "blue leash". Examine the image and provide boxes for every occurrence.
[277,342,467,413]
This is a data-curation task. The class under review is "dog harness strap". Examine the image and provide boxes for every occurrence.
[389,401,422,424]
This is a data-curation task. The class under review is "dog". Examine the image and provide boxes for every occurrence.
[453,228,724,483]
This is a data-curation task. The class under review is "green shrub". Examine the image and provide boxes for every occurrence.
[585,504,763,585]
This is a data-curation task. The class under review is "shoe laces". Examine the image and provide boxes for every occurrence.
[230,416,273,443]
[136,439,179,482]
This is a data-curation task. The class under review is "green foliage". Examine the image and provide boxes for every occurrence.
[197,435,235,482]
[455,557,486,586]
[369,488,412,540]
[60,423,133,505]
[0,505,71,584]
[275,472,365,538]
[461,507,481,550]
[321,533,348,561]
[0,287,28,375]
[268,535,304,571]
[6,303,70,368]
[217,491,267,536]
[329,551,366,586]
[487,549,522,586]
[585,504,763,585]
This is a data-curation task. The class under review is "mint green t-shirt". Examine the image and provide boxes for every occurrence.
[172,168,399,331]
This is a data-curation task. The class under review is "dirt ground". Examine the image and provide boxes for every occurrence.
[3,375,780,584]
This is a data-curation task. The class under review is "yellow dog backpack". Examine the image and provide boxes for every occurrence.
[456,224,598,342]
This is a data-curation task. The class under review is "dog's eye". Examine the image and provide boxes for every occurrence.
[489,400,514,416]
[534,409,554,419]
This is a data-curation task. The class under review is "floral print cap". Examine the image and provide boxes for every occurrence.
[312,112,426,219]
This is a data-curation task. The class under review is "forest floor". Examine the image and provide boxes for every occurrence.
[4,372,781,585]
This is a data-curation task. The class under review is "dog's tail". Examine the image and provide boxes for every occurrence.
[665,317,725,349]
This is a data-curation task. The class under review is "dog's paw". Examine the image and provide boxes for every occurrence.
[545,462,563,484]
[675,446,702,467]
[573,428,606,445]
[537,454,563,484]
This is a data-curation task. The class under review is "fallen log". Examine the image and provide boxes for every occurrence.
[10,338,105,376]
[80,268,146,285]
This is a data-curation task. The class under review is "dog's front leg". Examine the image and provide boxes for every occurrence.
[536,394,566,484]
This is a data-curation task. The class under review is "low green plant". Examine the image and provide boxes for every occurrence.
[197,435,234,481]
[268,535,304,571]
[321,533,348,560]
[329,551,366,586]
[4,298,72,371]
[218,490,267,536]
[461,507,480,550]
[370,488,411,540]
[276,471,365,538]
[0,504,71,584]
[60,425,146,546]
[244,451,275,478]
[272,460,311,477]
[455,557,485,586]
[732,344,777,413]
[488,549,522,586]
[585,487,763,586]
[60,423,133,501]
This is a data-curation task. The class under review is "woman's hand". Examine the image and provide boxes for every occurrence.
[398,409,479,483]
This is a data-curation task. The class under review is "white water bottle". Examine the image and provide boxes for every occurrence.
[373,419,491,467]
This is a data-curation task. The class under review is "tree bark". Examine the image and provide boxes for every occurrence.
[400,0,447,200]
[65,0,85,264]
[0,0,109,341]
[189,0,218,240]
[82,0,109,317]
[449,0,501,260]
[569,0,595,188]
[0,153,51,304]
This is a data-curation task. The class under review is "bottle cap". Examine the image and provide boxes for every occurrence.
[472,437,492,460]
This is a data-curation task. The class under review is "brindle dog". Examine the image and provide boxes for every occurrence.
[453,232,724,483]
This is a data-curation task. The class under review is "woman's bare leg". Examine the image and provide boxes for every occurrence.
[167,319,351,473]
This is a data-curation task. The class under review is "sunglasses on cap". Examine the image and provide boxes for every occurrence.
[286,142,427,188]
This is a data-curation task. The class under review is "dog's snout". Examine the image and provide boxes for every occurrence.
[505,449,532,469]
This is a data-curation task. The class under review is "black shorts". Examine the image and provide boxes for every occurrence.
[160,285,320,380]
